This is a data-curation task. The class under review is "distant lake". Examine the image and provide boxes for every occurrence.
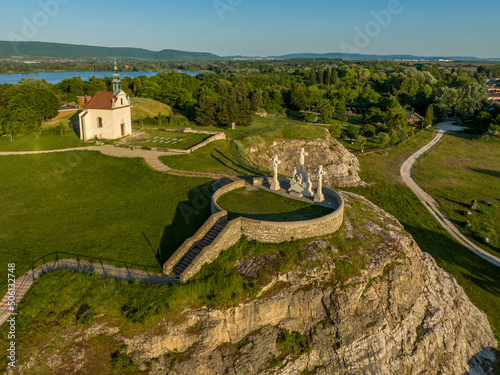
[0,71,201,85]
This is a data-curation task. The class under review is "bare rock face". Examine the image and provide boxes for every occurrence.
[118,192,497,375]
[246,139,365,187]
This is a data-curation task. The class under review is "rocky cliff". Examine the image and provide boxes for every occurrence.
[246,139,365,187]
[119,192,497,374]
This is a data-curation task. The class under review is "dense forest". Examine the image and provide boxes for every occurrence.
[0,60,499,142]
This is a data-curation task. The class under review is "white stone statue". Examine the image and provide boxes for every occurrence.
[314,165,325,203]
[297,148,308,177]
[303,170,314,197]
[270,155,281,191]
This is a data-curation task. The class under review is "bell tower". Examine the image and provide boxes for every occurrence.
[113,61,122,96]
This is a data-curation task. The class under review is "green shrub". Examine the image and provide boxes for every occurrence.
[276,329,310,355]
[111,351,137,373]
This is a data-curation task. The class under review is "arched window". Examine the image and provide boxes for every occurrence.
[97,117,103,128]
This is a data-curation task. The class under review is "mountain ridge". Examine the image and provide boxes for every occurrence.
[1,40,499,61]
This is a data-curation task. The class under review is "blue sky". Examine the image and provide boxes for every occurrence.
[1,0,499,57]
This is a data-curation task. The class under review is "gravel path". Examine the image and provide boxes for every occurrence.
[400,125,500,267]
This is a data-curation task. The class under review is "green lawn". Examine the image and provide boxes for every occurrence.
[131,97,172,121]
[0,127,87,152]
[0,151,212,293]
[218,187,333,221]
[412,133,500,257]
[120,129,211,150]
[159,140,268,176]
[342,129,500,344]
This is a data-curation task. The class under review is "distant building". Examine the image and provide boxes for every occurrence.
[405,110,424,127]
[486,80,500,102]
[78,63,132,140]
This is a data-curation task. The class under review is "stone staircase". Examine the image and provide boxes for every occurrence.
[173,222,227,277]
[145,157,171,172]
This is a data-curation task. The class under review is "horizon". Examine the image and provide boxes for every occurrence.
[1,0,499,59]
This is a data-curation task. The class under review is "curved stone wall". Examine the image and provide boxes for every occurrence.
[211,180,344,243]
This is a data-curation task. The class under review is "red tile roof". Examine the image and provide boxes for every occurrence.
[83,91,115,110]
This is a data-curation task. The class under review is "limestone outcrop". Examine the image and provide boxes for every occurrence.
[246,139,365,187]
[119,192,497,374]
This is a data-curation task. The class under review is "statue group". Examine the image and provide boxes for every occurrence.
[270,148,325,203]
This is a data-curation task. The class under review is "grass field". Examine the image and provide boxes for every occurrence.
[0,151,212,294]
[218,187,333,221]
[159,140,269,176]
[412,133,500,257]
[339,138,379,152]
[0,127,87,152]
[120,129,211,150]
[343,128,500,344]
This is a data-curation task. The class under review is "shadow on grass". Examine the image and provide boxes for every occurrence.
[469,167,500,179]
[226,205,333,222]
[157,182,217,264]
[213,149,256,175]
[70,111,81,138]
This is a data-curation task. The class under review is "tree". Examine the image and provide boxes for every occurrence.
[343,124,359,139]
[195,96,217,127]
[356,135,367,150]
[387,112,409,129]
[290,84,307,111]
[317,98,332,123]
[363,107,386,125]
[424,105,434,127]
[361,124,376,137]
[303,112,316,123]
[389,129,399,145]
[329,124,342,138]
[377,132,390,148]
[335,101,346,115]
[250,90,262,111]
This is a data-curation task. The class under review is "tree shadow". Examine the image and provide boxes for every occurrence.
[468,167,500,179]
[438,196,470,209]
[156,181,220,264]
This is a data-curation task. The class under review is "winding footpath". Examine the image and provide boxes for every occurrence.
[400,126,500,268]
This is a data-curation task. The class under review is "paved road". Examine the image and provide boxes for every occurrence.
[400,127,500,267]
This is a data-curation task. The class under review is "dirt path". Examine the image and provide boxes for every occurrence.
[400,126,500,267]
[0,145,180,158]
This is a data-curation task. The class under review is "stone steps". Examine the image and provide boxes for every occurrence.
[145,157,171,172]
[173,222,227,276]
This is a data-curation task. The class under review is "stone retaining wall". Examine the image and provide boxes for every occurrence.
[163,211,227,274]
[165,179,344,281]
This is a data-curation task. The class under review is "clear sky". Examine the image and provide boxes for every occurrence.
[1,0,499,58]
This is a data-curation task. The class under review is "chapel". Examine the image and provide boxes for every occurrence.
[78,63,132,140]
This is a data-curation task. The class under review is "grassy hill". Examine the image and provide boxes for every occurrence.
[0,41,222,61]
[131,97,173,120]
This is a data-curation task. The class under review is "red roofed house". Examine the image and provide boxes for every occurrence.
[78,63,132,140]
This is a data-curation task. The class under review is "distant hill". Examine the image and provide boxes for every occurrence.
[1,41,498,62]
[268,52,500,62]
[0,41,222,61]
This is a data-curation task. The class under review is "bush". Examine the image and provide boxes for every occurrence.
[302,112,316,123]
[361,124,376,137]
[276,329,310,355]
[111,352,137,373]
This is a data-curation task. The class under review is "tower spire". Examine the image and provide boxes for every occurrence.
[113,60,121,96]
